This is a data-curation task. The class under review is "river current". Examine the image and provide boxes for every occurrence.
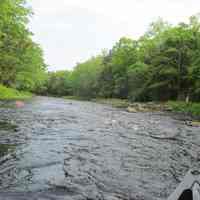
[0,97,199,200]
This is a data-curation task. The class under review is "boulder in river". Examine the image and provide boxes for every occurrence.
[127,106,137,113]
[127,103,152,112]
[185,121,200,127]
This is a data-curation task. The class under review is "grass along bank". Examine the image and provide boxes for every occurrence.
[167,101,200,119]
[0,85,32,100]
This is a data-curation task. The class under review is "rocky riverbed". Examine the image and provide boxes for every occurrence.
[0,96,199,199]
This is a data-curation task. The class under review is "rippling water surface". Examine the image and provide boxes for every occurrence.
[0,96,199,200]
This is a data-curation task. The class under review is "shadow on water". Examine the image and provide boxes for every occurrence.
[0,121,18,131]
[0,144,16,158]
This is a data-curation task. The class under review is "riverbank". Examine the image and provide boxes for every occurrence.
[63,96,88,101]
[95,99,200,126]
[167,101,200,120]
[64,96,200,122]
[93,98,170,112]
[0,85,32,100]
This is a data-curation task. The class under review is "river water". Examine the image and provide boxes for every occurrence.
[0,96,199,200]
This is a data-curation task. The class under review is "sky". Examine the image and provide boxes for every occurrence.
[29,0,200,71]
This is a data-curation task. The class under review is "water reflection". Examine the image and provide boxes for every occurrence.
[0,121,18,131]
[0,144,16,158]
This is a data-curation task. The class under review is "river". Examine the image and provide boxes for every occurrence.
[0,96,199,200]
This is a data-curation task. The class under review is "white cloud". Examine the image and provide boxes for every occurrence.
[29,0,200,71]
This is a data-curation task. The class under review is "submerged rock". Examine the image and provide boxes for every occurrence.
[126,102,172,113]
[185,121,200,127]
[126,106,137,113]
[127,103,153,112]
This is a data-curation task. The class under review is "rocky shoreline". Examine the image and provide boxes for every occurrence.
[93,98,200,127]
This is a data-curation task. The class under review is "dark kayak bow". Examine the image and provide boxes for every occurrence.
[168,170,200,200]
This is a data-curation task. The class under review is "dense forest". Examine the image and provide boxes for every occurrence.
[0,0,46,93]
[44,16,200,102]
[1,0,200,103]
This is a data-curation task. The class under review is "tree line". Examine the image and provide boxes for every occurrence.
[1,0,200,103]
[0,0,46,92]
[44,15,200,102]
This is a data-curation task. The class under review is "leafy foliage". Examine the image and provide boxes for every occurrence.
[2,2,200,105]
[168,101,200,117]
[44,71,72,96]
[70,56,103,98]
[45,15,200,103]
[0,84,31,100]
[0,0,46,92]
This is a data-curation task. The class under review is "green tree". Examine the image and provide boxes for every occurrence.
[70,56,103,98]
[44,71,72,96]
[147,25,197,101]
[0,0,46,92]
[98,37,138,98]
[127,62,149,101]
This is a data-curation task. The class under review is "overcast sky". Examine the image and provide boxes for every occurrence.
[29,0,199,71]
